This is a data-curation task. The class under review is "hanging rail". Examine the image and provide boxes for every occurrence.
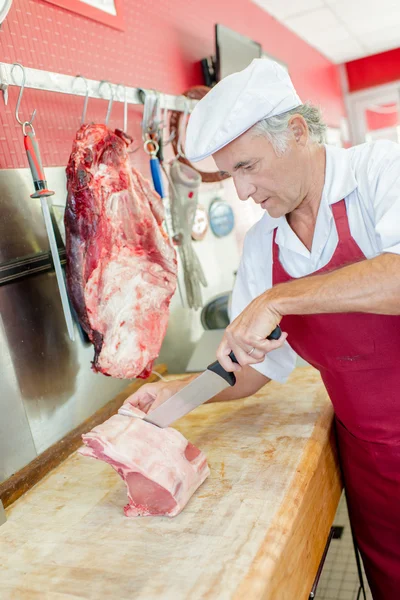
[0,62,196,112]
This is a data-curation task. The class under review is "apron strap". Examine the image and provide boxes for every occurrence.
[272,199,348,270]
[272,227,279,265]
[331,199,351,240]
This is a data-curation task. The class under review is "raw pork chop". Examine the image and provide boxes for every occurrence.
[79,406,209,517]
[65,124,177,379]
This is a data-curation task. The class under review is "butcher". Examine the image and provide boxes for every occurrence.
[126,58,400,598]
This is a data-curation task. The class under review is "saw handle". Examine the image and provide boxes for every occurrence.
[207,326,282,387]
[24,130,54,198]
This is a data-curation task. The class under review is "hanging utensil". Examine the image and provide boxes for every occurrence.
[11,62,75,342]
[177,97,190,159]
[141,90,164,197]
[160,93,176,149]
[140,89,186,307]
[152,91,164,164]
[168,160,207,310]
[143,138,164,198]
[139,89,160,140]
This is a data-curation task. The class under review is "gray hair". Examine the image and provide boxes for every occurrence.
[251,103,327,155]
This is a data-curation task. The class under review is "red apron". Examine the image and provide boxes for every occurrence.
[272,199,400,600]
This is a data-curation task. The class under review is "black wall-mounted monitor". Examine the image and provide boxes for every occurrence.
[215,24,262,82]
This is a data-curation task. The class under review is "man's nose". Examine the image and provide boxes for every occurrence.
[233,177,256,201]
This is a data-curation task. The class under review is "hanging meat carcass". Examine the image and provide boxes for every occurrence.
[65,125,177,379]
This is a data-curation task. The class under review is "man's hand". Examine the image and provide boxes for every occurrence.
[217,292,288,372]
[123,377,194,414]
[123,366,270,413]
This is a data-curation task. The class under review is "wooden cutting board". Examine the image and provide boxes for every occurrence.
[0,367,342,600]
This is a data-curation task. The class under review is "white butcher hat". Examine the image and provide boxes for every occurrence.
[185,58,302,162]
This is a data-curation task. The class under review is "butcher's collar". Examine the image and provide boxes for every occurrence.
[323,143,358,206]
[262,143,358,234]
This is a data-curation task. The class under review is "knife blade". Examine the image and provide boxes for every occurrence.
[144,326,281,428]
[40,196,75,342]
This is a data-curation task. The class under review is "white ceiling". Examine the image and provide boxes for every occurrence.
[252,0,400,63]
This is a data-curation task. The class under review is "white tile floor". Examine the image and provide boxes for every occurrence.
[316,494,373,600]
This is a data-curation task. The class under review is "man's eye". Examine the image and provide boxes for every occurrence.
[244,165,254,171]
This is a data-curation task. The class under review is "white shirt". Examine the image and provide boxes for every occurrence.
[230,140,400,383]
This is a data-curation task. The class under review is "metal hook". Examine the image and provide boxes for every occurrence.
[0,64,9,106]
[140,89,164,141]
[143,138,160,156]
[140,89,154,139]
[73,75,89,126]
[139,88,148,140]
[154,89,162,131]
[161,93,175,146]
[11,63,36,127]
[116,83,128,132]
[162,94,169,129]
[99,80,114,126]
[177,97,190,158]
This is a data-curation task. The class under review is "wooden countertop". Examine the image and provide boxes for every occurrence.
[0,367,342,600]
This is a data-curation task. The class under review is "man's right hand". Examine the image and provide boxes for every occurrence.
[122,364,269,416]
[123,376,196,414]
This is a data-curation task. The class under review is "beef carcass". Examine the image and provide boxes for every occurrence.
[65,124,177,379]
[79,407,210,517]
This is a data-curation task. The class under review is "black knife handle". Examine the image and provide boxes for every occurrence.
[207,354,237,386]
[207,326,282,386]
[268,325,282,340]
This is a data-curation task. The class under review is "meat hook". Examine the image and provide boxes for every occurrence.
[116,83,128,133]
[99,80,114,126]
[11,63,36,131]
[72,74,89,125]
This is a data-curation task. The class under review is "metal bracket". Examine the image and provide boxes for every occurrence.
[0,62,196,113]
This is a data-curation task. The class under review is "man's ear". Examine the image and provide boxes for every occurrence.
[289,115,308,146]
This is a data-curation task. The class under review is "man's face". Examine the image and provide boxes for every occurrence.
[213,124,308,218]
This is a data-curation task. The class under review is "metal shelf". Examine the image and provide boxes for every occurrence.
[0,62,196,112]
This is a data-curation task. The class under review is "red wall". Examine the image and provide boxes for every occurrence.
[0,0,345,171]
[346,48,400,92]
[365,105,398,131]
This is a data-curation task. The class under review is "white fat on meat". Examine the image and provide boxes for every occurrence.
[79,408,210,517]
[85,248,175,379]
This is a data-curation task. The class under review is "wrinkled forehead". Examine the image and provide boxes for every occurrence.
[213,130,274,172]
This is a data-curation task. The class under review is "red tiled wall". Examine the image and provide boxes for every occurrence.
[0,0,345,172]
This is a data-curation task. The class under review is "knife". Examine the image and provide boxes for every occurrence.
[24,128,75,341]
[143,325,282,428]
